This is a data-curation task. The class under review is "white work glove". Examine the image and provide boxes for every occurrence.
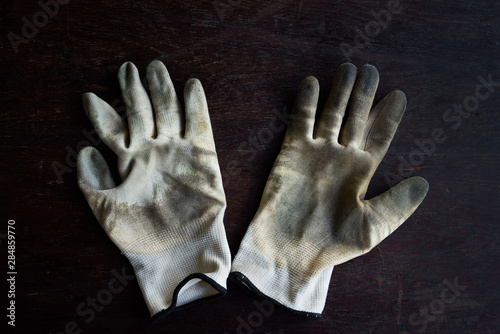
[77,60,231,323]
[231,63,429,316]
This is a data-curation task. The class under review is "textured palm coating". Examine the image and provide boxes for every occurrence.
[78,61,226,254]
[252,131,427,277]
[231,63,429,314]
[79,137,225,254]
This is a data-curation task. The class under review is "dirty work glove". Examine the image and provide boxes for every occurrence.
[77,60,231,323]
[231,63,429,316]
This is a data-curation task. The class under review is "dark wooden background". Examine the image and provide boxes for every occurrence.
[1,0,499,333]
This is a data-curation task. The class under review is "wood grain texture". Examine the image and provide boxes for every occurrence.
[1,0,499,333]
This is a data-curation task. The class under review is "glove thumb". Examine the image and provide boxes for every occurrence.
[77,146,116,194]
[364,176,429,244]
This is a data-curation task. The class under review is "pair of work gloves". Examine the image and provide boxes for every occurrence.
[77,60,428,323]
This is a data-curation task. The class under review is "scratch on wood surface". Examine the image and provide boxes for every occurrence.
[377,246,385,265]
[396,274,403,325]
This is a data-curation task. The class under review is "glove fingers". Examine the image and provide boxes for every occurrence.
[286,76,319,142]
[365,176,429,245]
[316,63,357,141]
[183,78,215,149]
[147,60,184,137]
[339,64,379,148]
[362,90,407,158]
[77,146,116,192]
[118,62,155,143]
[83,93,129,153]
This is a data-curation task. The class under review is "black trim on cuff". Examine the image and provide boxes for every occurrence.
[229,271,322,318]
[151,273,227,325]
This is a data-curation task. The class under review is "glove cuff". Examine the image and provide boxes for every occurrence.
[230,229,333,316]
[123,210,231,323]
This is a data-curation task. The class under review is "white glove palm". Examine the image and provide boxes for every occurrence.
[77,60,230,323]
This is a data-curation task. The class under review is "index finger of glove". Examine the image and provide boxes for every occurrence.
[83,92,129,154]
[362,90,407,159]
